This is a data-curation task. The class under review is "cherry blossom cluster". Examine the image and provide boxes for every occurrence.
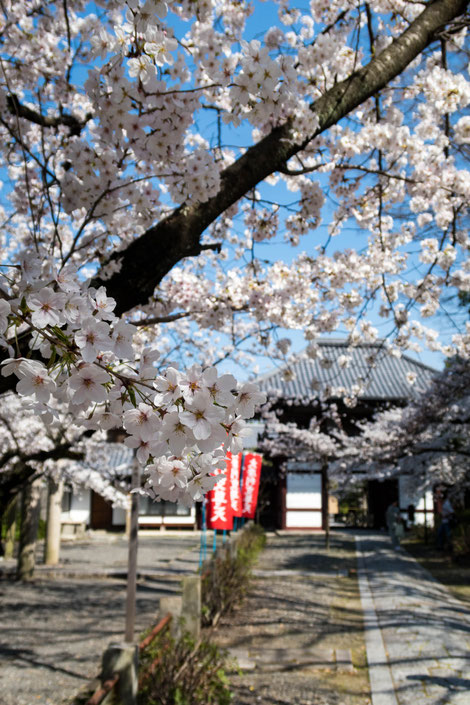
[329,356,470,495]
[0,254,266,501]
[0,0,470,508]
[0,1,468,367]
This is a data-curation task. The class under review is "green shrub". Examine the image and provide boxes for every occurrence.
[139,524,266,704]
[201,523,266,627]
[139,629,232,705]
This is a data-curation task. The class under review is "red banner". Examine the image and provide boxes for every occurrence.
[206,466,233,530]
[227,452,242,517]
[241,453,262,519]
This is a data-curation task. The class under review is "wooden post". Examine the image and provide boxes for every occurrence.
[44,477,64,565]
[4,495,18,559]
[325,471,330,552]
[17,476,42,581]
[423,491,428,545]
[125,460,140,643]
[322,462,330,551]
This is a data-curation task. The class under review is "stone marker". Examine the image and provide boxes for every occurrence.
[160,595,183,638]
[182,575,201,640]
[101,642,138,705]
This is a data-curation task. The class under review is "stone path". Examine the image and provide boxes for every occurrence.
[357,533,470,705]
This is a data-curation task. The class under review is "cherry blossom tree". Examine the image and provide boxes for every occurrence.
[0,392,132,570]
[331,357,470,495]
[0,0,469,507]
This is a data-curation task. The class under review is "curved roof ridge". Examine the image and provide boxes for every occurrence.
[255,339,438,401]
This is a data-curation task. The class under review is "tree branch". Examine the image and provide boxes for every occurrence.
[7,93,90,136]
[92,0,469,316]
[0,442,84,511]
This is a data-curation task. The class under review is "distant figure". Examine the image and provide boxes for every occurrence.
[437,493,454,551]
[386,500,402,549]
[407,503,416,529]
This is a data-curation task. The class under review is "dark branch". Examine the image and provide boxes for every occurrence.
[92,0,469,316]
[130,311,193,326]
[0,442,83,511]
[7,93,90,136]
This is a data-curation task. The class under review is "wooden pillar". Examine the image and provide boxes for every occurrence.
[17,476,42,581]
[125,460,140,642]
[4,495,18,559]
[280,473,287,530]
[44,477,64,565]
[323,463,330,550]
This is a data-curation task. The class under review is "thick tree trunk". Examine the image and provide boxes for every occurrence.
[44,477,63,566]
[3,495,18,559]
[17,476,42,581]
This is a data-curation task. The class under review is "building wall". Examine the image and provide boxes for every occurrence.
[283,465,323,529]
[62,486,197,529]
[61,488,90,524]
[399,476,434,527]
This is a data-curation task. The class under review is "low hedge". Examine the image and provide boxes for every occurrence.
[201,523,266,627]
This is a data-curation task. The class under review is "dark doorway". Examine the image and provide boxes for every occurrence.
[257,463,281,530]
[368,479,399,529]
[90,491,113,529]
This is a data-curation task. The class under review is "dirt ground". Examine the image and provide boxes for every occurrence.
[0,531,371,705]
[403,536,470,605]
[0,533,201,705]
[213,532,371,705]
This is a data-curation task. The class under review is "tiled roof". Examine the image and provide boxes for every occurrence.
[256,340,436,402]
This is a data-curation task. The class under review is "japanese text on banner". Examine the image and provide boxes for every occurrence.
[241,453,262,520]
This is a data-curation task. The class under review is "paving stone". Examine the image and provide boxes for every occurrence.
[335,648,354,673]
[227,648,256,672]
[357,534,470,705]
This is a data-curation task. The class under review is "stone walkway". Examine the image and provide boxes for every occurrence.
[357,533,470,705]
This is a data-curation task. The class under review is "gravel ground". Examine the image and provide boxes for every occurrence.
[213,531,371,705]
[0,533,201,705]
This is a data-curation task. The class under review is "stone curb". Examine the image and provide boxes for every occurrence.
[356,537,398,705]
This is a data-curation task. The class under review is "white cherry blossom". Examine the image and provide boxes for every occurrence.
[0,0,468,509]
[179,391,226,441]
[68,365,111,405]
[28,288,65,328]
[74,317,111,363]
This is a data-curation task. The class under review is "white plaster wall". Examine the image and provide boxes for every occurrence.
[243,421,265,450]
[399,477,434,526]
[112,506,127,525]
[61,489,90,523]
[286,473,322,509]
[285,510,322,528]
[138,514,196,525]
